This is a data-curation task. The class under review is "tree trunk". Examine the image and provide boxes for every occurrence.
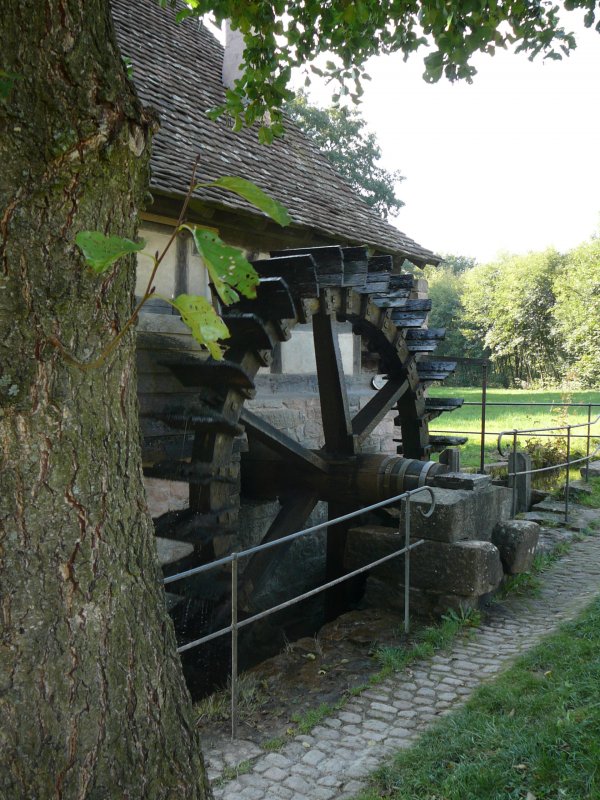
[0,3,211,797]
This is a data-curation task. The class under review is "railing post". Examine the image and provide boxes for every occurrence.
[585,404,592,483]
[511,429,518,518]
[565,426,571,524]
[404,495,411,635]
[230,552,239,741]
[479,362,488,474]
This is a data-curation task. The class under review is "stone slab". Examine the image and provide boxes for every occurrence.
[556,480,594,500]
[363,577,482,616]
[431,472,492,492]
[345,526,504,596]
[531,499,568,514]
[519,511,587,532]
[581,461,600,479]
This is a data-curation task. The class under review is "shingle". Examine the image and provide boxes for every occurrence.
[111,0,439,266]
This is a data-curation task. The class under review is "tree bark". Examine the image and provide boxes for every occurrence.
[0,2,211,797]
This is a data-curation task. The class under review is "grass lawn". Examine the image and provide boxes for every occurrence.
[427,387,600,469]
[357,595,600,800]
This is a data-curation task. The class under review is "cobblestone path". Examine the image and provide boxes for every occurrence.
[204,530,600,800]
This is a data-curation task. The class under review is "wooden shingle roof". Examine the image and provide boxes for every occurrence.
[111,0,440,267]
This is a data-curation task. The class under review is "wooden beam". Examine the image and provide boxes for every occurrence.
[239,491,319,612]
[351,378,409,442]
[312,312,355,455]
[240,408,329,475]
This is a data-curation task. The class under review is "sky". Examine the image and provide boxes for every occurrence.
[301,16,600,263]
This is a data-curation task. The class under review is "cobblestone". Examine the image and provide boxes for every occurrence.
[208,530,600,800]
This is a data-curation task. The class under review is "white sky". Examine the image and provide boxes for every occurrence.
[301,16,600,263]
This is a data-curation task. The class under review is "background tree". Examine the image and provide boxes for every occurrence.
[2,0,599,795]
[552,238,600,387]
[461,250,566,385]
[423,262,471,357]
[421,258,487,385]
[286,91,404,219]
[439,253,477,275]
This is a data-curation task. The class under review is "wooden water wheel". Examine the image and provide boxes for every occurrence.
[138,245,465,615]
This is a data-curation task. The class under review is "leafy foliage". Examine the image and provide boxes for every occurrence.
[75,231,144,274]
[461,250,567,385]
[552,238,600,387]
[286,91,404,219]
[160,0,599,133]
[423,261,481,361]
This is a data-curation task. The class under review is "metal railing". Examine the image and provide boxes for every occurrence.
[431,399,600,474]
[497,414,600,522]
[164,485,436,739]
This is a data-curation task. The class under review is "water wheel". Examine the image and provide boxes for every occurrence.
[138,245,465,620]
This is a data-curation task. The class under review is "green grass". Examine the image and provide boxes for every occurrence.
[579,477,600,509]
[427,387,600,469]
[194,672,267,724]
[291,701,342,733]
[357,596,600,800]
[211,760,253,787]
[375,607,481,675]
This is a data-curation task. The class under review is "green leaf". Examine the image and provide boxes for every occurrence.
[75,231,145,274]
[258,125,275,145]
[206,176,291,227]
[170,294,230,360]
[186,227,259,306]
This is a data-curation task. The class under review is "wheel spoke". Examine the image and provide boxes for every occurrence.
[351,377,409,441]
[238,490,319,612]
[312,312,354,455]
[241,408,329,475]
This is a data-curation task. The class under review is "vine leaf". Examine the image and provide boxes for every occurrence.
[202,176,292,227]
[75,231,145,274]
[186,227,259,305]
[170,294,230,360]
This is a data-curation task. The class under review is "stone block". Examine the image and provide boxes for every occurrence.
[345,525,503,596]
[492,519,540,574]
[581,460,600,479]
[399,485,512,542]
[556,479,594,500]
[363,577,481,617]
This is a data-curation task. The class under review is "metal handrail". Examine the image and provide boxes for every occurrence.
[508,446,600,479]
[164,484,436,738]
[456,401,600,408]
[495,412,600,520]
[431,429,598,440]
[497,414,600,458]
